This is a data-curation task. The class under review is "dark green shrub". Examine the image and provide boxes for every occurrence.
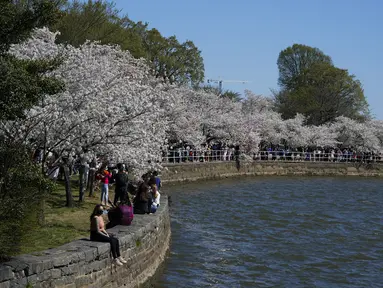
[0,139,54,261]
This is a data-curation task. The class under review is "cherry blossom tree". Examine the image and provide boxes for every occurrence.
[7,28,171,169]
[305,124,338,148]
[244,109,285,148]
[242,90,274,114]
[166,87,261,153]
[282,114,309,148]
[369,120,383,151]
[3,29,382,192]
[165,86,206,147]
[2,28,174,204]
[240,91,284,148]
[330,116,380,152]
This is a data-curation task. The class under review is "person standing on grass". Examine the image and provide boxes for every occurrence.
[99,170,112,206]
[90,204,127,266]
[113,164,129,206]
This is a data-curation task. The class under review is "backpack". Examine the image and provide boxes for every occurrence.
[119,204,134,225]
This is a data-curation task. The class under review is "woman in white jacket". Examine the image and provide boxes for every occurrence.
[150,184,161,213]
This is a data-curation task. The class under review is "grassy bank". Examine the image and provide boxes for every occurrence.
[19,178,102,255]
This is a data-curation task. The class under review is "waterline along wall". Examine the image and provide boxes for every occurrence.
[0,197,170,288]
[161,161,383,182]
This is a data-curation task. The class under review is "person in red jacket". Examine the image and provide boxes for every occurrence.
[99,170,112,206]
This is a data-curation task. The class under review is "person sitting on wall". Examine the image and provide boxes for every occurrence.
[150,184,160,213]
[133,183,151,214]
[90,204,127,266]
[149,171,162,192]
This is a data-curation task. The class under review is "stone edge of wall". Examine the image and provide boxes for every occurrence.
[161,161,383,183]
[0,197,171,288]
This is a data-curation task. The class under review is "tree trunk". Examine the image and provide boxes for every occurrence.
[88,168,96,197]
[64,164,73,207]
[79,165,85,202]
[38,148,47,226]
[84,164,89,189]
[86,171,91,191]
[88,158,97,197]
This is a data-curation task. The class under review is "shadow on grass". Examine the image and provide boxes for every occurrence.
[47,177,101,209]
[46,178,81,209]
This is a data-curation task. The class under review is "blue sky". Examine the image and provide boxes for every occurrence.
[114,0,382,119]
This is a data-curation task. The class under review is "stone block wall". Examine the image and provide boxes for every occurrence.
[0,197,171,288]
[161,161,383,183]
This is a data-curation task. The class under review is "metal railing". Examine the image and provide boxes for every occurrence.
[162,150,383,163]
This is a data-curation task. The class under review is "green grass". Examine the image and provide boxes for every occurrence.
[18,177,104,255]
[136,239,142,248]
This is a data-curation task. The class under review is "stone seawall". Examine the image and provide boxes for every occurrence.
[161,161,383,182]
[0,197,171,288]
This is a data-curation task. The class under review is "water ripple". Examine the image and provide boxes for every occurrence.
[154,177,383,288]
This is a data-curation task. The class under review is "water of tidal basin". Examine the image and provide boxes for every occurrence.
[153,177,383,288]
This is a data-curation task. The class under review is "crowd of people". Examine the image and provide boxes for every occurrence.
[164,144,382,163]
[90,165,162,266]
[255,147,382,162]
[165,143,241,163]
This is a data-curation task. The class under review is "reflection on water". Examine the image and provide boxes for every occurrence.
[155,177,383,288]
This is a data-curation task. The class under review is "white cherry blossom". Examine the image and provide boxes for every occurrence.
[2,27,383,174]
[6,28,171,175]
